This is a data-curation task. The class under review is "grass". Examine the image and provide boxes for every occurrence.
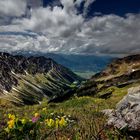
[1,82,137,140]
[1,71,78,105]
[74,71,95,79]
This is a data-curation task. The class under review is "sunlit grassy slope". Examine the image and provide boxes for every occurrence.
[0,82,139,139]
[0,66,82,105]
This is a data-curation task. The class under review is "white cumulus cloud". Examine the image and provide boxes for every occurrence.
[0,0,26,17]
[0,0,140,56]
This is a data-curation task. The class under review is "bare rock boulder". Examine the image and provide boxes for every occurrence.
[103,86,140,132]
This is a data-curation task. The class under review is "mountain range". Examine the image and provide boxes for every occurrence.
[1,52,140,106]
[0,52,82,105]
[13,51,114,73]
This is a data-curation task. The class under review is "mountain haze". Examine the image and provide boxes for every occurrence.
[13,51,114,73]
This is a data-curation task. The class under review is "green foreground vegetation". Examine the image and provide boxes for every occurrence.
[1,82,139,140]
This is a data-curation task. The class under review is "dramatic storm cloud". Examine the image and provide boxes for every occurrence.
[0,0,140,55]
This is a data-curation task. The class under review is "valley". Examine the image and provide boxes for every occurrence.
[0,53,140,139]
[74,71,95,79]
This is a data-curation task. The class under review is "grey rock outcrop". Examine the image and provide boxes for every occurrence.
[103,86,140,132]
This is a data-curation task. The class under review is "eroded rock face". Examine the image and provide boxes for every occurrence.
[103,86,140,132]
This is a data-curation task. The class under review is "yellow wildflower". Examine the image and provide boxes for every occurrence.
[7,119,15,129]
[59,117,67,127]
[7,114,15,129]
[8,114,15,120]
[34,113,40,117]
[21,119,26,124]
[42,107,47,111]
[45,119,55,128]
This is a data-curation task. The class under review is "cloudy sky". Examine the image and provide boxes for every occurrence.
[0,0,140,56]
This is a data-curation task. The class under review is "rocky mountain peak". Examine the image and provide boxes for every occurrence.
[0,52,82,105]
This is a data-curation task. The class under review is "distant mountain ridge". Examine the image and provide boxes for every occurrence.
[77,54,140,97]
[0,52,82,105]
[12,51,114,73]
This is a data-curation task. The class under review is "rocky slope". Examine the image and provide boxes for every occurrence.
[93,54,140,80]
[77,54,140,97]
[0,52,82,105]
